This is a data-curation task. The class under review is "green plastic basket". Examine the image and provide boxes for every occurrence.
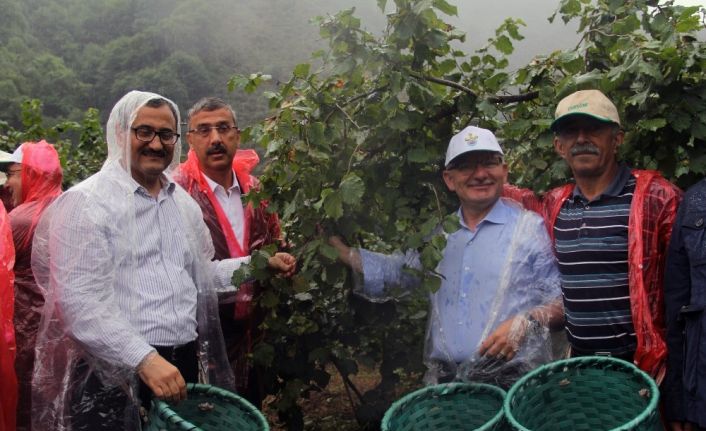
[381,382,508,431]
[504,357,660,431]
[144,383,269,431]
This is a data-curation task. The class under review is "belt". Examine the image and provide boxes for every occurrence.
[152,340,197,363]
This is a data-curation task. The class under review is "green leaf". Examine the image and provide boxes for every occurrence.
[340,173,365,205]
[421,275,442,293]
[407,148,430,163]
[442,213,459,233]
[638,118,667,132]
[432,0,457,16]
[493,35,514,55]
[319,243,341,262]
[293,63,311,79]
[323,190,344,220]
[260,290,279,308]
[292,274,311,293]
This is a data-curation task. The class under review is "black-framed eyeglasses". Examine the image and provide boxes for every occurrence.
[131,126,180,146]
[187,124,239,138]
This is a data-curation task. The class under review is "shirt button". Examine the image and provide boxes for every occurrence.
[638,263,643,269]
[696,218,704,227]
[584,205,590,210]
[581,223,587,228]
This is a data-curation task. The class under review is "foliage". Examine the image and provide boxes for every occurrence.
[503,0,706,191]
[231,0,528,428]
[0,0,364,127]
[230,0,706,429]
[0,99,106,188]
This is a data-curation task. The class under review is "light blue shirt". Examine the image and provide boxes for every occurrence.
[359,198,560,364]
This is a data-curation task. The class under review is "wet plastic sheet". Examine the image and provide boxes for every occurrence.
[0,204,17,431]
[354,199,563,388]
[9,140,63,430]
[30,91,235,430]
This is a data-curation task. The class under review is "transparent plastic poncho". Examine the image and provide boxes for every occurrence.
[9,140,63,430]
[353,199,563,388]
[30,91,235,430]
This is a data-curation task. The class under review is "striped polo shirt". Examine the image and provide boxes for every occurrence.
[554,164,637,356]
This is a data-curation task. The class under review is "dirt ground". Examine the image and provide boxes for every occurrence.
[263,365,419,431]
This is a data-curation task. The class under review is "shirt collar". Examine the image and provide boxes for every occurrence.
[132,175,175,198]
[572,162,631,201]
[457,198,510,230]
[203,170,241,194]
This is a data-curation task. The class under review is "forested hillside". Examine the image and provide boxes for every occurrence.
[0,0,384,126]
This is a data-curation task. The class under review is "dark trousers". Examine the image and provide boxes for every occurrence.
[70,341,198,431]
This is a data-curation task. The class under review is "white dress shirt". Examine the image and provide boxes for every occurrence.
[202,171,245,246]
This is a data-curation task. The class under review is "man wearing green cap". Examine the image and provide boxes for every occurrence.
[542,89,681,385]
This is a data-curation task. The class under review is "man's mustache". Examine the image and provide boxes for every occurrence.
[206,143,227,155]
[140,148,167,158]
[570,144,600,156]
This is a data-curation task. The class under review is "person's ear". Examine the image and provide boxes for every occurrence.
[442,169,456,192]
[553,136,567,160]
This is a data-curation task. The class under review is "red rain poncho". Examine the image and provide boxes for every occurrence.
[173,149,282,393]
[10,141,62,431]
[0,202,17,431]
[543,170,681,382]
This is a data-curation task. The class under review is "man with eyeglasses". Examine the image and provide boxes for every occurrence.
[173,97,285,406]
[329,126,564,388]
[542,89,681,384]
[0,141,62,431]
[29,91,295,430]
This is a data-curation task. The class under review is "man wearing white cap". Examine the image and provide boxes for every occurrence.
[543,89,681,383]
[330,126,563,387]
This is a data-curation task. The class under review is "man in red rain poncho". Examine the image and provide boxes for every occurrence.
[542,89,681,383]
[0,202,17,431]
[173,97,283,406]
[1,141,62,431]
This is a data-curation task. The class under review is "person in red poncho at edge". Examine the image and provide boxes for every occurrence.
[1,141,62,431]
[173,97,284,407]
[0,201,17,431]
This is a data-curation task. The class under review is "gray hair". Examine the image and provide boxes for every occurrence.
[187,97,237,126]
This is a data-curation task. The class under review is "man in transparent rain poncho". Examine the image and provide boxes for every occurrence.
[29,91,295,430]
[330,126,564,388]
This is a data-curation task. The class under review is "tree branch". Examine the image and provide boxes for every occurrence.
[410,71,539,105]
[487,91,539,104]
[409,71,477,97]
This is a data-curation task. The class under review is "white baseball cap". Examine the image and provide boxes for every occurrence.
[444,126,503,168]
[0,144,24,166]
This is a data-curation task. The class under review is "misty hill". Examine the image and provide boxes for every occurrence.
[0,0,579,128]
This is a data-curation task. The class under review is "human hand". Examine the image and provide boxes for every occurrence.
[328,236,362,272]
[137,352,187,404]
[268,252,297,277]
[478,315,530,361]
